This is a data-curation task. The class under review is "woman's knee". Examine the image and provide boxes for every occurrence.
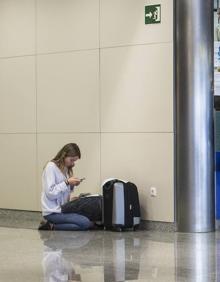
[77,215,93,230]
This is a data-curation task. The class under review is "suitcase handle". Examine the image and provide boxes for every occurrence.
[103,179,121,190]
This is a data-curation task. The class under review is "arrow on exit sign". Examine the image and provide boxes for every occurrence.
[145,4,161,24]
[145,12,153,18]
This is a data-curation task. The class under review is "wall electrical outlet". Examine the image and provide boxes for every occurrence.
[150,187,157,197]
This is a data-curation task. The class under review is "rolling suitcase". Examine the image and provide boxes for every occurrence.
[102,178,141,231]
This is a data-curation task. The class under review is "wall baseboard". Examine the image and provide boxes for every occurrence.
[0,208,42,229]
[140,220,176,232]
[0,208,176,232]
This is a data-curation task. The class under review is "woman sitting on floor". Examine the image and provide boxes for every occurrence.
[39,143,93,231]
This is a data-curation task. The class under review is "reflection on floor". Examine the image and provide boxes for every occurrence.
[0,227,218,281]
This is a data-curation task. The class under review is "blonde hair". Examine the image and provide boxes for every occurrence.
[43,143,81,177]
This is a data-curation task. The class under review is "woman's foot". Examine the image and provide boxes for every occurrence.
[38,220,54,231]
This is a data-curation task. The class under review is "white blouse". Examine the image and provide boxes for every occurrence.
[41,161,74,216]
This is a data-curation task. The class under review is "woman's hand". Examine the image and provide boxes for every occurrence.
[67,177,81,186]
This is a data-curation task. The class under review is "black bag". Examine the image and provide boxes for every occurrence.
[61,195,102,222]
[102,179,141,231]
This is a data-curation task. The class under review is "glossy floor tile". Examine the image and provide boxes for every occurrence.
[0,227,219,281]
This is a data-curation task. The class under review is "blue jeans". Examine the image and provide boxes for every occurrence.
[44,212,93,231]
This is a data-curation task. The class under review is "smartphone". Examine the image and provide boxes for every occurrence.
[79,177,86,182]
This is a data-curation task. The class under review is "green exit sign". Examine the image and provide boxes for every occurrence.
[145,4,161,24]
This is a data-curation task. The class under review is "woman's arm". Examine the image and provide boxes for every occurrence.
[42,165,69,200]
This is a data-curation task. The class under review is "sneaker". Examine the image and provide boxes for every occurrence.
[38,220,53,230]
